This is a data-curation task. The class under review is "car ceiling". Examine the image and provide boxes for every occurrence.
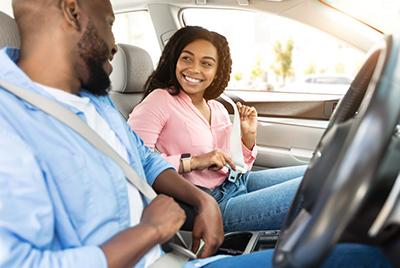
[0,0,382,52]
[111,0,306,14]
[110,0,381,52]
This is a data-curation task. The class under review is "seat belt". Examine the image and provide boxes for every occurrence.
[0,79,196,260]
[220,94,247,182]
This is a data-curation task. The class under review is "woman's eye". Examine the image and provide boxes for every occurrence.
[203,62,214,68]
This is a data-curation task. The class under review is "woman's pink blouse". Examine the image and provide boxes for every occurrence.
[128,89,257,189]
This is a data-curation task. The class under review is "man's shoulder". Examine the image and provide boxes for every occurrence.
[0,83,28,110]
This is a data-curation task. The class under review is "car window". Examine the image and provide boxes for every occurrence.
[182,8,365,96]
[114,11,161,65]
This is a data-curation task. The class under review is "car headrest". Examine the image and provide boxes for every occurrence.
[110,43,154,94]
[0,11,20,49]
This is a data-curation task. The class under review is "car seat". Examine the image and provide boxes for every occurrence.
[109,43,153,119]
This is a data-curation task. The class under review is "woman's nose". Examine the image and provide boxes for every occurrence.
[187,62,200,73]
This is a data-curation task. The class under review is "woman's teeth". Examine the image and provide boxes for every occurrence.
[184,75,201,83]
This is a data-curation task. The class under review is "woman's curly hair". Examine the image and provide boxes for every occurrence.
[143,26,232,100]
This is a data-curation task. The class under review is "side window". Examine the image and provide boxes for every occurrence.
[182,9,365,96]
[113,11,161,65]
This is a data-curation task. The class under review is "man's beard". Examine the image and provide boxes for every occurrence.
[78,20,111,96]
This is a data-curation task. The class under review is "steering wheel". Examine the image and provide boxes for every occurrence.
[273,35,400,267]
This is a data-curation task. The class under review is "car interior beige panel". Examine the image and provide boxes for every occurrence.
[252,147,311,170]
[252,100,337,120]
[147,4,181,48]
[220,92,340,120]
[253,117,327,168]
[279,0,380,51]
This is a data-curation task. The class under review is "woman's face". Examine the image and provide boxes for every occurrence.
[175,39,218,98]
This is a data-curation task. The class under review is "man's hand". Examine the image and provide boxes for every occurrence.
[100,194,185,268]
[152,170,225,258]
[191,194,224,258]
[141,194,186,244]
[191,149,236,171]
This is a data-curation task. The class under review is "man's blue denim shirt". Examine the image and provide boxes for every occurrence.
[0,47,173,267]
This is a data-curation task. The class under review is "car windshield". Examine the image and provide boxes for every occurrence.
[322,0,400,33]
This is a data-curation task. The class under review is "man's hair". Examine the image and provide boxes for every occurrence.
[143,26,232,100]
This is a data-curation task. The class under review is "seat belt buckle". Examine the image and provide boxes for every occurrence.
[227,165,246,183]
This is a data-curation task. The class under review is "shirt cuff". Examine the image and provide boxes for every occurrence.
[242,142,257,160]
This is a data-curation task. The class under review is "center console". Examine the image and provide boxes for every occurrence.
[216,230,280,256]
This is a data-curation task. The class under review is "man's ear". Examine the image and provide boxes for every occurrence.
[61,0,82,31]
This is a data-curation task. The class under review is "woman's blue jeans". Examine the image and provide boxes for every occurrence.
[210,165,306,232]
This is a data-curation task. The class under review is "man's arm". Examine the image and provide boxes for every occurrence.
[101,195,186,268]
[0,126,185,268]
[152,169,225,258]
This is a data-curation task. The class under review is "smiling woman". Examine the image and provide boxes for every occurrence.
[128,26,307,233]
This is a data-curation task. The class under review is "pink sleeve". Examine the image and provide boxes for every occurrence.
[127,90,181,170]
[242,142,257,170]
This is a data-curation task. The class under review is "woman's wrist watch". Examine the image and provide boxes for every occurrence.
[180,153,192,173]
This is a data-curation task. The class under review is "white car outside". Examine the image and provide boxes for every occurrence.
[276,75,351,95]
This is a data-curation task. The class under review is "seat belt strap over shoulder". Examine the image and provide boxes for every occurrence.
[220,94,247,182]
[0,79,157,200]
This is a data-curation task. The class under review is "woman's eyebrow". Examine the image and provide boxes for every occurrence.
[203,56,216,62]
[181,50,216,62]
[181,50,194,56]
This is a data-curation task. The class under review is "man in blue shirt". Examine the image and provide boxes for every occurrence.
[0,0,394,267]
[0,0,224,267]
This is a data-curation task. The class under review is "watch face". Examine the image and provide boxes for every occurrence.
[181,153,191,159]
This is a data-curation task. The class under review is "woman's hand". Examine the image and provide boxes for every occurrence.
[191,149,236,171]
[237,102,257,149]
[237,102,258,134]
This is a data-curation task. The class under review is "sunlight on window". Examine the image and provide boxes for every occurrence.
[114,11,161,66]
[183,9,365,94]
